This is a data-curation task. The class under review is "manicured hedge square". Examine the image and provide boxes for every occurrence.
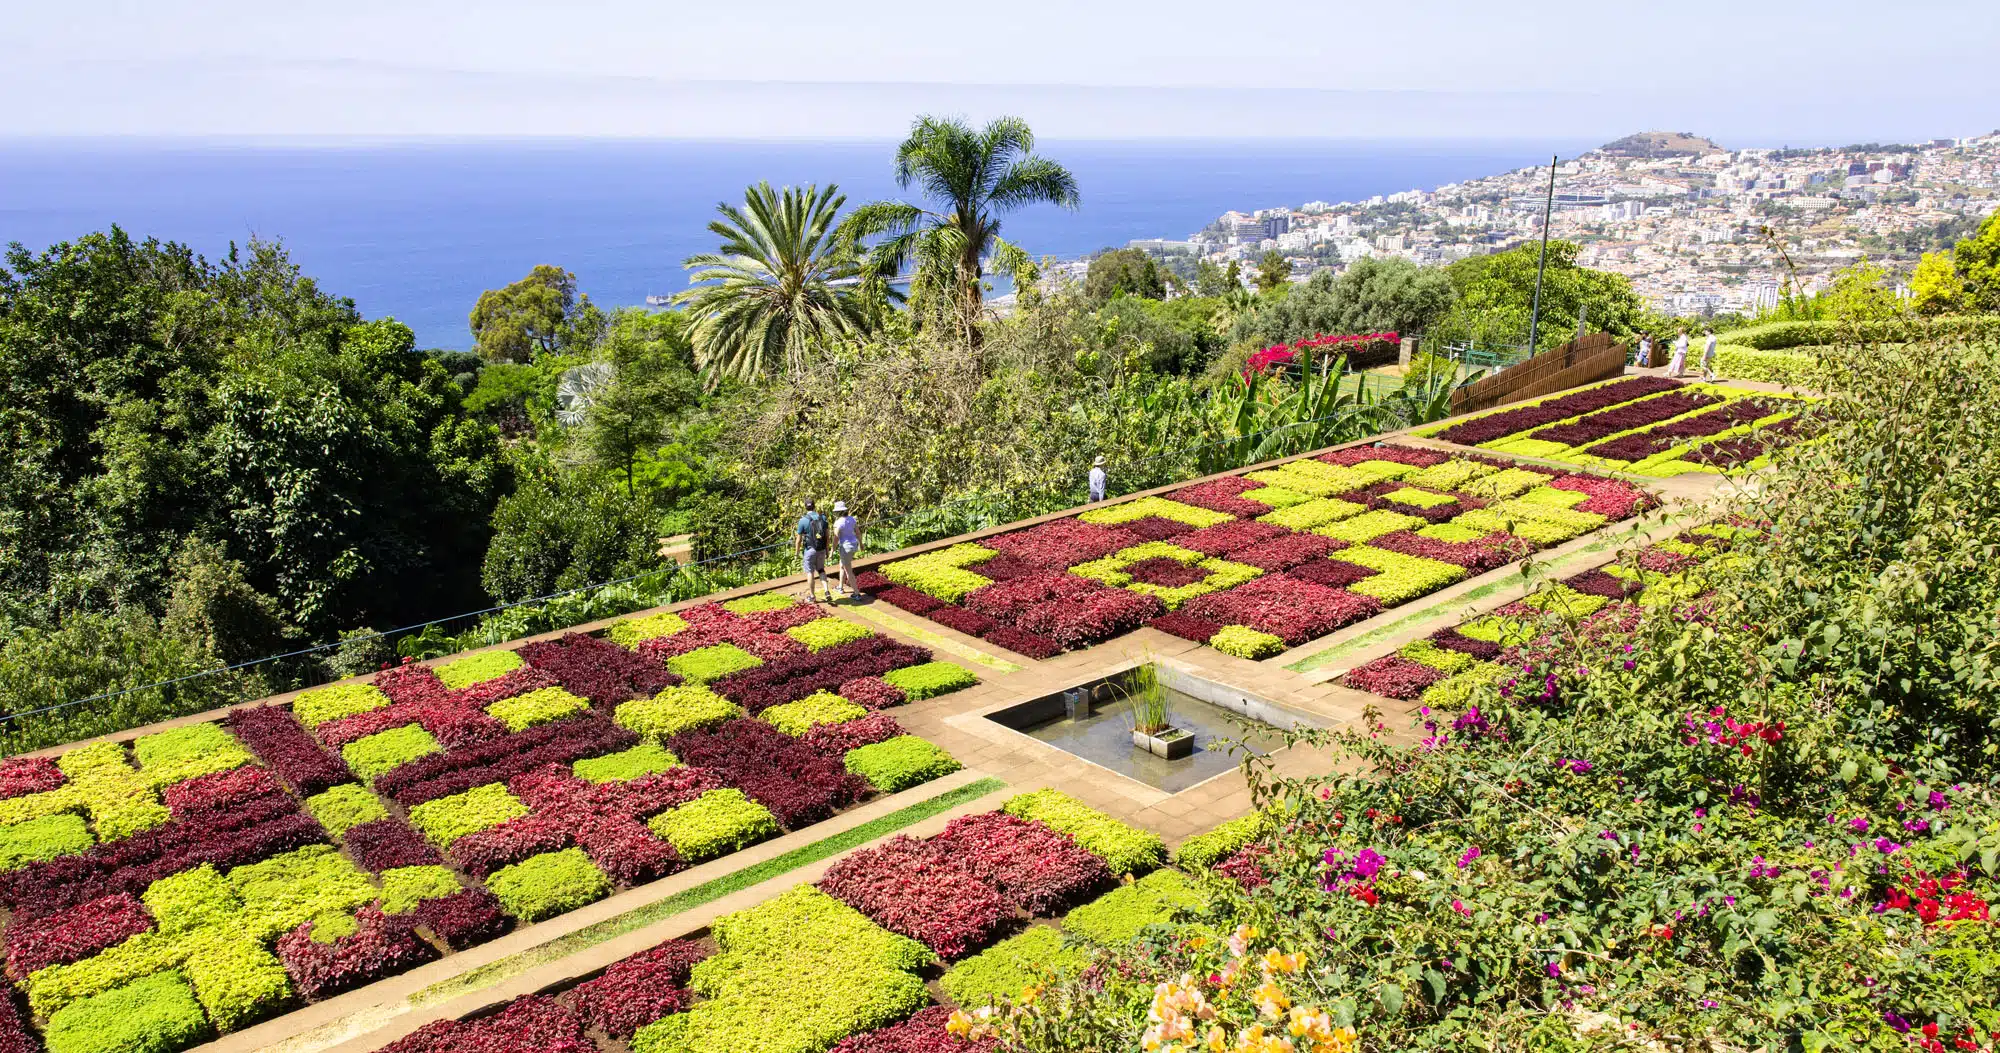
[42,970,211,1053]
[940,926,1086,1009]
[434,650,525,690]
[647,788,780,862]
[572,743,681,783]
[844,736,961,793]
[1175,814,1269,869]
[881,662,978,701]
[609,611,689,648]
[929,812,1112,915]
[1001,789,1164,876]
[181,935,293,1031]
[665,643,764,684]
[342,725,442,783]
[1209,625,1285,659]
[722,592,801,614]
[407,783,530,849]
[304,783,389,837]
[615,685,741,741]
[143,864,239,934]
[485,686,590,732]
[1315,508,1427,544]
[762,692,868,737]
[292,683,390,728]
[818,835,1010,959]
[0,812,93,871]
[377,865,465,914]
[1062,868,1207,946]
[786,617,876,653]
[131,722,256,787]
[485,848,611,922]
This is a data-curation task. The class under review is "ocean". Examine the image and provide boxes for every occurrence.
[0,138,1594,349]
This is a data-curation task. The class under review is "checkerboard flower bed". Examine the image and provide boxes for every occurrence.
[876,444,1652,659]
[1423,376,1683,446]
[818,835,1012,959]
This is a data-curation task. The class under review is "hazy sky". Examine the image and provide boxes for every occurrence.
[5,0,1995,143]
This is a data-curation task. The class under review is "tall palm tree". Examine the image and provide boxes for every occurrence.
[675,181,873,384]
[843,116,1079,344]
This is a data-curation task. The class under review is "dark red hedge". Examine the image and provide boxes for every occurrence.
[3,892,155,977]
[224,703,351,795]
[277,906,440,1002]
[568,937,710,1039]
[928,812,1113,915]
[818,835,1015,959]
[829,1006,998,1053]
[517,633,680,708]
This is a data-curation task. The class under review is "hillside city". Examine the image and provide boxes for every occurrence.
[1114,130,2000,317]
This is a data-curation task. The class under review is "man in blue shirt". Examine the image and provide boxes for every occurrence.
[794,499,830,603]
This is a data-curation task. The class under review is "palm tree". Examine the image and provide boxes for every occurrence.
[843,116,1079,344]
[675,182,874,384]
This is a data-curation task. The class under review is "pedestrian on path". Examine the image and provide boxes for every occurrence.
[794,499,830,603]
[1699,329,1719,382]
[1666,330,1690,378]
[1088,455,1108,503]
[831,500,862,597]
[1633,333,1652,368]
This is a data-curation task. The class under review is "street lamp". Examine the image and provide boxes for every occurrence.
[1526,154,1558,353]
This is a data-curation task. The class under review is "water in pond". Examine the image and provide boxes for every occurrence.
[1005,687,1289,794]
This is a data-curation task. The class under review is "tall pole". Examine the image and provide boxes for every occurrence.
[1526,153,1558,353]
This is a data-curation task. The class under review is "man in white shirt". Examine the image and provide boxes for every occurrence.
[1088,455,1108,503]
[831,501,862,597]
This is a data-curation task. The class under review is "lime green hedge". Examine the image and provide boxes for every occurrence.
[1063,868,1207,946]
[180,934,293,1031]
[291,683,389,728]
[434,649,524,690]
[1209,625,1285,660]
[1336,546,1467,604]
[132,722,255,787]
[843,736,961,792]
[1001,789,1165,876]
[573,743,681,783]
[142,864,240,935]
[786,617,876,653]
[56,742,170,841]
[1713,345,1815,384]
[486,848,611,922]
[648,789,781,862]
[1079,496,1233,528]
[723,592,801,614]
[940,926,1086,1009]
[1314,508,1426,545]
[377,865,465,914]
[762,692,868,737]
[1175,814,1268,869]
[665,643,764,684]
[609,611,689,648]
[42,970,212,1053]
[1719,315,2000,350]
[880,544,998,603]
[615,685,741,741]
[407,782,531,849]
[632,885,932,1053]
[341,724,441,783]
[881,661,978,701]
[303,783,388,837]
[484,685,590,732]
[0,812,93,871]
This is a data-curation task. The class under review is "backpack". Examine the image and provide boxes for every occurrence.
[801,511,828,551]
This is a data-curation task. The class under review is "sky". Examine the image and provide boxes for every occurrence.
[4,0,1997,144]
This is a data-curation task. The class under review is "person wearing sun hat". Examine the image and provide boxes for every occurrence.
[1088,455,1108,503]
[831,500,862,597]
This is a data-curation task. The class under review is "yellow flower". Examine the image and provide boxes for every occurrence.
[1259,949,1306,976]
[1018,984,1040,1007]
[946,1010,974,1038]
[1288,1006,1334,1042]
[1252,981,1291,1020]
[1228,923,1260,957]
[1204,1025,1228,1052]
[1231,1024,1297,1053]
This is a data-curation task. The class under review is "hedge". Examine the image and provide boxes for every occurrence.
[484,685,590,733]
[132,722,255,788]
[142,865,239,935]
[880,662,978,701]
[665,643,765,684]
[291,683,390,728]
[1062,868,1208,946]
[647,789,781,862]
[573,743,682,783]
[1718,314,2000,350]
[940,926,1087,1009]
[762,693,869,737]
[1000,789,1165,876]
[616,685,741,741]
[609,611,689,648]
[341,724,442,783]
[0,812,93,871]
[879,544,998,604]
[843,736,962,793]
[485,848,611,922]
[433,649,525,690]
[42,970,211,1053]
[1713,345,1815,385]
[1336,546,1468,604]
[786,617,877,653]
[722,592,801,615]
[303,783,389,837]
[407,783,531,849]
[377,865,465,914]
[1175,814,1269,869]
[1209,625,1286,659]
[180,934,293,1031]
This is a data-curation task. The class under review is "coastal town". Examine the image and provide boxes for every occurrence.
[1119,130,2000,317]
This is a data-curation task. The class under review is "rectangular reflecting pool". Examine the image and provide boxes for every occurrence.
[984,664,1322,794]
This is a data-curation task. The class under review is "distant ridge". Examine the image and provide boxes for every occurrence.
[1599,131,1724,158]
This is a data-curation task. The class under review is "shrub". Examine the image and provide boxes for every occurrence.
[843,736,961,792]
[1184,575,1378,645]
[42,970,211,1053]
[292,683,390,728]
[573,743,681,783]
[304,784,389,837]
[829,1005,997,1053]
[485,848,611,922]
[180,934,294,1031]
[131,722,255,788]
[985,520,1142,569]
[1342,655,1447,699]
[940,926,1086,1009]
[647,789,780,862]
[1457,466,1555,500]
[881,662,978,700]
[608,611,690,648]
[0,813,93,871]
[1426,376,1680,446]
[377,865,464,914]
[665,643,764,684]
[1209,625,1285,659]
[819,835,1012,958]
[447,816,572,878]
[615,685,741,741]
[224,704,350,795]
[571,937,709,1039]
[0,756,65,799]
[723,592,803,615]
[1062,868,1207,946]
[342,818,443,872]
[1418,663,1509,708]
[2,892,154,976]
[880,544,998,603]
[1001,789,1164,876]
[378,994,591,1053]
[1228,533,1340,572]
[1256,496,1365,532]
[837,676,907,710]
[276,905,437,1002]
[1077,496,1233,528]
[342,725,442,784]
[763,692,870,737]
[801,713,906,755]
[666,720,866,828]
[407,783,531,849]
[1398,639,1475,673]
[928,812,1112,915]
[433,650,525,690]
[1175,814,1269,869]
[1015,588,1163,648]
[786,618,876,653]
[1713,345,1813,384]
[1335,546,1468,604]
[484,686,590,733]
[1177,519,1292,557]
[411,888,510,950]
[980,626,1064,659]
[1150,612,1224,643]
[1315,508,1427,544]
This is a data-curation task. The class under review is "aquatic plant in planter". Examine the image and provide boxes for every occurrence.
[1116,663,1191,759]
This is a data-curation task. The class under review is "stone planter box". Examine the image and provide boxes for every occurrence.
[1131,727,1194,759]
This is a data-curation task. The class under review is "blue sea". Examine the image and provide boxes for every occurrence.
[0,138,1593,349]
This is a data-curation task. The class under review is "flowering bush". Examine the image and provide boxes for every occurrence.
[819,835,1012,958]
[843,736,963,792]
[1210,626,1287,659]
[929,812,1112,915]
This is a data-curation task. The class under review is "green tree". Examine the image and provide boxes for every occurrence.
[1953,210,2000,312]
[845,116,1079,344]
[675,182,873,384]
[1818,256,1903,322]
[1254,250,1291,293]
[1083,248,1166,304]
[582,310,701,495]
[468,264,604,362]
[480,467,662,603]
[1435,240,1645,351]
[1194,260,1233,297]
[1908,250,1966,316]
[1232,257,1457,346]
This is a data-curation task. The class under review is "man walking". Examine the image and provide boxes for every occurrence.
[1088,455,1108,503]
[1633,333,1652,368]
[1699,328,1719,382]
[831,500,862,597]
[795,499,830,603]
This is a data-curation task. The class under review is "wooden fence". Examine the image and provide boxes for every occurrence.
[1449,332,1629,415]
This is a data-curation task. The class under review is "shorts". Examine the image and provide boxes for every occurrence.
[837,543,858,575]
[801,548,825,577]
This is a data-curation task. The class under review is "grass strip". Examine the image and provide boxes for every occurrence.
[409,776,1008,1008]
[838,603,1025,674]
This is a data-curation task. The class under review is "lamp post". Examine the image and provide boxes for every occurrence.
[1526,154,1558,353]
